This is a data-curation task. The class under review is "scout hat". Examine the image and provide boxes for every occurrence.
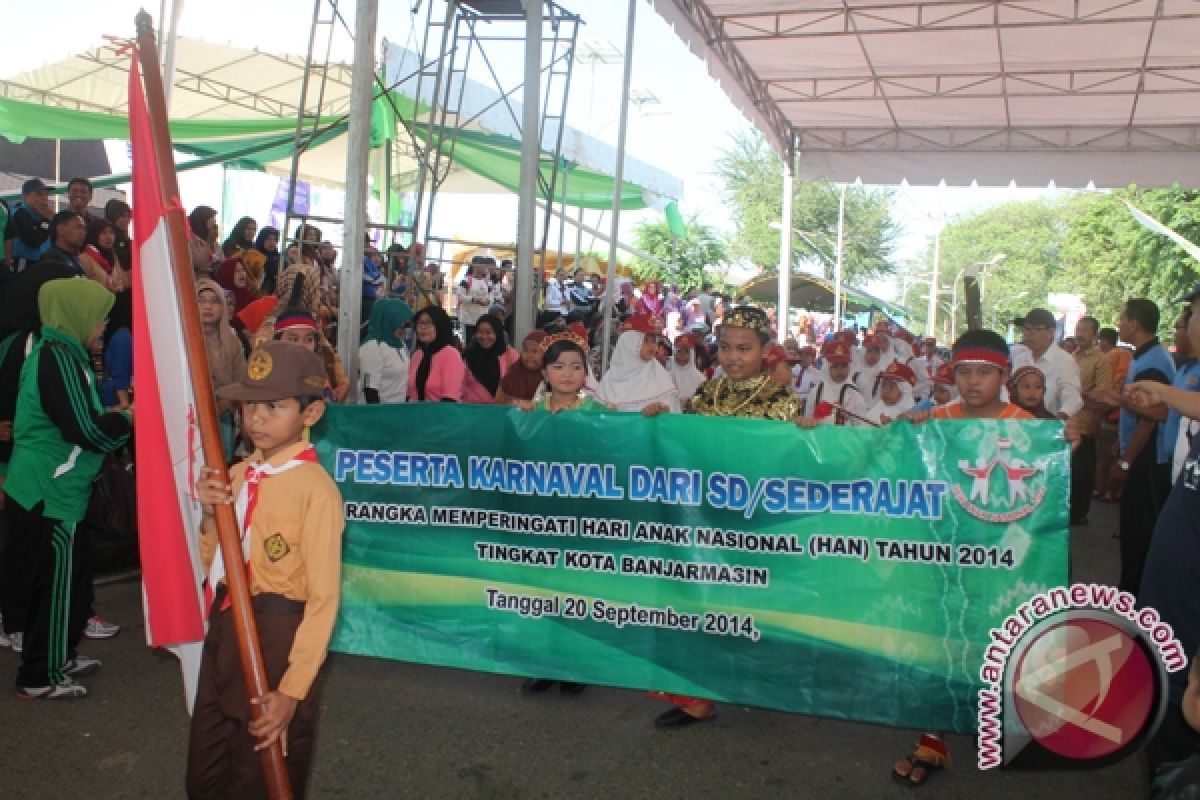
[880,361,917,386]
[675,332,697,350]
[217,341,327,402]
[861,333,883,350]
[932,363,955,386]
[821,339,853,365]
[763,343,796,371]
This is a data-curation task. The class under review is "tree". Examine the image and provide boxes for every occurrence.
[890,198,1076,341]
[1059,187,1200,332]
[630,215,729,291]
[893,186,1200,343]
[712,129,899,284]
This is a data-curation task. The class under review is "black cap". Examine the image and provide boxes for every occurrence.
[1175,285,1200,304]
[21,178,47,195]
[1013,308,1056,329]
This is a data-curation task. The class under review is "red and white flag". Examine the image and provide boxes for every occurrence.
[129,48,208,711]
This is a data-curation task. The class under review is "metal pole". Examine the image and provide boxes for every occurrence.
[927,227,941,338]
[600,0,636,375]
[338,0,379,390]
[514,0,543,344]
[135,11,291,797]
[162,0,183,107]
[53,140,61,212]
[833,183,846,332]
[776,156,794,343]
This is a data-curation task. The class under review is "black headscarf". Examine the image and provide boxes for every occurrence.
[85,218,117,267]
[104,199,132,271]
[254,226,281,295]
[222,216,257,257]
[463,313,508,396]
[413,305,457,401]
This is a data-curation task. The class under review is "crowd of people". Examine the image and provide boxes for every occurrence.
[4,173,1200,796]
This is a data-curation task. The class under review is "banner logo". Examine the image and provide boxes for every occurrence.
[952,438,1046,523]
[978,585,1184,769]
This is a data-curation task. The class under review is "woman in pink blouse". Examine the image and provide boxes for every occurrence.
[461,313,518,403]
[409,305,465,402]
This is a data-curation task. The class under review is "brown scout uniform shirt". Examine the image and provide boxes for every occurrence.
[201,440,344,700]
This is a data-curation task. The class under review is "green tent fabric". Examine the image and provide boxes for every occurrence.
[664,201,686,236]
[0,94,649,209]
[0,97,340,144]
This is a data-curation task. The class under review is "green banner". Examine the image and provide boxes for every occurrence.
[314,405,1069,733]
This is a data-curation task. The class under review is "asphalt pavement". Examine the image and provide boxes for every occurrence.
[0,498,1148,799]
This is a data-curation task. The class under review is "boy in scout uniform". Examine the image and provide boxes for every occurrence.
[186,341,344,800]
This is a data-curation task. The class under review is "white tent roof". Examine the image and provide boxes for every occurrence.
[650,0,1200,187]
[0,34,682,199]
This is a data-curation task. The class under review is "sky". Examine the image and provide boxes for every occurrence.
[2,0,1074,304]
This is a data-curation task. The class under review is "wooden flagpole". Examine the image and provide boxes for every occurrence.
[133,12,292,799]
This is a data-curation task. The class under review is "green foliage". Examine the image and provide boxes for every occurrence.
[1059,187,1200,332]
[895,186,1200,341]
[630,215,729,291]
[712,129,899,284]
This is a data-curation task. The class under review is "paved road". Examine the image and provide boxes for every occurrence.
[1,499,1149,799]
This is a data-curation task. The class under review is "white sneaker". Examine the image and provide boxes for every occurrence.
[63,655,102,677]
[10,632,22,653]
[84,615,120,639]
[16,677,89,700]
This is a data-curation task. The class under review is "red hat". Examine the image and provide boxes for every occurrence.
[568,322,589,342]
[621,314,662,335]
[821,340,853,365]
[839,329,858,344]
[797,345,816,357]
[675,333,697,350]
[880,361,917,386]
[933,363,955,386]
[896,329,915,344]
[861,333,882,350]
[763,343,799,370]
[875,320,893,335]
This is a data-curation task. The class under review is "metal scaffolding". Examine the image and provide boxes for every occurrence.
[278,0,583,370]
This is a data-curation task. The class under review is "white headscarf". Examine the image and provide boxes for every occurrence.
[865,378,915,424]
[669,350,706,403]
[804,360,864,422]
[595,330,680,412]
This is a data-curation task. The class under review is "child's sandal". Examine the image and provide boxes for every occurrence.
[891,735,950,787]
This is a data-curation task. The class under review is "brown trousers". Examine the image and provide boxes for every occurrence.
[186,592,325,800]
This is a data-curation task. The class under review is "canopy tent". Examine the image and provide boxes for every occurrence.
[0,34,680,205]
[0,95,649,208]
[650,1,1200,187]
[741,270,909,320]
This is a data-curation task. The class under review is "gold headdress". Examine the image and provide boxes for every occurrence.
[723,305,772,336]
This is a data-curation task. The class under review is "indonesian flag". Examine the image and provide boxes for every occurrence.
[129,49,208,711]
